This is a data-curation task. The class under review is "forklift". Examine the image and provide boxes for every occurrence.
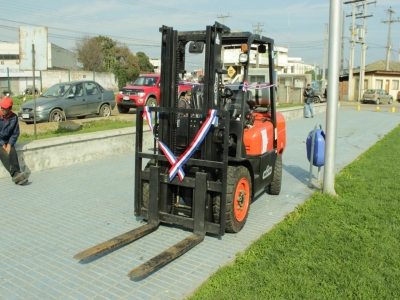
[74,22,286,279]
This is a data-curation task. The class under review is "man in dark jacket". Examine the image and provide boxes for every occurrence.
[303,84,315,118]
[0,97,27,185]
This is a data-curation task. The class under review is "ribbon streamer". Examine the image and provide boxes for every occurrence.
[143,106,185,180]
[168,109,218,181]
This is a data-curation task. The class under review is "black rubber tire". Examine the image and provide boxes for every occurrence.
[268,154,282,195]
[48,109,65,122]
[223,166,252,233]
[314,97,320,103]
[99,104,111,117]
[117,105,130,113]
[146,98,158,107]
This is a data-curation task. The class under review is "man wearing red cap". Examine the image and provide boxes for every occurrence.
[0,97,28,185]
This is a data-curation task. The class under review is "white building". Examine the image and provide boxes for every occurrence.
[149,58,161,74]
[0,42,78,70]
[285,57,315,74]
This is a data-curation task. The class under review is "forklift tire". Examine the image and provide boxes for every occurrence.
[224,166,252,233]
[268,154,282,195]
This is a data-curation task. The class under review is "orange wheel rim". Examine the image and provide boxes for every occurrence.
[234,177,250,222]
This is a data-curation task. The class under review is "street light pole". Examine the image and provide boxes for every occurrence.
[323,0,342,196]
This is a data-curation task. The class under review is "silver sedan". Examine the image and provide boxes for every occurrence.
[18,80,115,123]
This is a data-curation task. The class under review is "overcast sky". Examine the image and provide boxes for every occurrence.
[0,0,399,71]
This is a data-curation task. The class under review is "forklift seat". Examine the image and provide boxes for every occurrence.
[192,85,204,110]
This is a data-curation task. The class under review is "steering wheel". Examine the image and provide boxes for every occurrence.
[221,86,234,98]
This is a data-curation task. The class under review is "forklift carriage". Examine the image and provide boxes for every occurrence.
[74,22,286,279]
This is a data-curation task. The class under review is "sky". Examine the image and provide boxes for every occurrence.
[0,0,399,72]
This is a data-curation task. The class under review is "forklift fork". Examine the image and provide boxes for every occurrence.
[74,166,207,279]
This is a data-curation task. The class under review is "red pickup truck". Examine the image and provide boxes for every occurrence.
[117,74,192,113]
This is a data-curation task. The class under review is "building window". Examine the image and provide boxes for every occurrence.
[375,80,383,89]
[392,80,399,90]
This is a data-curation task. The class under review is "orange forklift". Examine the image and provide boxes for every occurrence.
[74,22,286,279]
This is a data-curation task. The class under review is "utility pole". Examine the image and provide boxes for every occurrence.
[322,23,328,81]
[216,13,231,25]
[253,22,264,68]
[381,7,400,71]
[356,1,375,101]
[345,1,359,101]
[341,11,346,75]
[345,0,368,100]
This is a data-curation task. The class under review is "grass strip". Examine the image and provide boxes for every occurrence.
[18,119,135,142]
[189,124,400,300]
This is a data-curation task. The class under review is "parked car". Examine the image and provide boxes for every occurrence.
[312,91,326,103]
[116,74,192,113]
[18,81,115,124]
[362,89,393,105]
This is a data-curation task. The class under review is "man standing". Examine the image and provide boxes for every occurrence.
[0,97,28,185]
[178,90,192,109]
[303,84,314,118]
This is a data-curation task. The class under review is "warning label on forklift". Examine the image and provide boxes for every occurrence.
[261,129,268,154]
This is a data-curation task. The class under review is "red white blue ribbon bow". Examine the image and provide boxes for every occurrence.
[143,106,185,180]
[168,109,218,181]
[143,107,218,181]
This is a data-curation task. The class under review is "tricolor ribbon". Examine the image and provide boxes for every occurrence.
[168,109,218,181]
[225,82,275,92]
[143,107,218,181]
[143,106,185,181]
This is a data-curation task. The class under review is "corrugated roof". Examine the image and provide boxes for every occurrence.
[354,60,400,73]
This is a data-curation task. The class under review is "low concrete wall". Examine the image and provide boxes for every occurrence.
[0,128,154,179]
[278,103,326,121]
[0,104,327,179]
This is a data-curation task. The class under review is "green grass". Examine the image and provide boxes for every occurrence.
[277,102,304,109]
[189,124,400,300]
[10,95,34,113]
[18,119,135,142]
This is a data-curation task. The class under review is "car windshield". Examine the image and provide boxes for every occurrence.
[131,77,158,86]
[43,83,72,97]
[365,89,377,93]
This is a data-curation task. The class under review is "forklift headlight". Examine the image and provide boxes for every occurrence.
[239,53,249,64]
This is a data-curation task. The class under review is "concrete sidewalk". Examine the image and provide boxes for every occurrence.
[1,109,399,299]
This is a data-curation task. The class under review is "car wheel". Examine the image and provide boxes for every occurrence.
[146,98,158,107]
[313,97,320,103]
[49,109,65,122]
[77,116,86,119]
[99,104,111,117]
[389,98,393,104]
[376,99,380,105]
[117,105,130,113]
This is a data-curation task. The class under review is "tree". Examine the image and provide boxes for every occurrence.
[114,46,141,88]
[136,52,154,73]
[93,36,117,72]
[76,36,153,88]
[76,37,104,71]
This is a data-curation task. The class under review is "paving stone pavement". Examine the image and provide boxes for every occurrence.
[1,109,399,300]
